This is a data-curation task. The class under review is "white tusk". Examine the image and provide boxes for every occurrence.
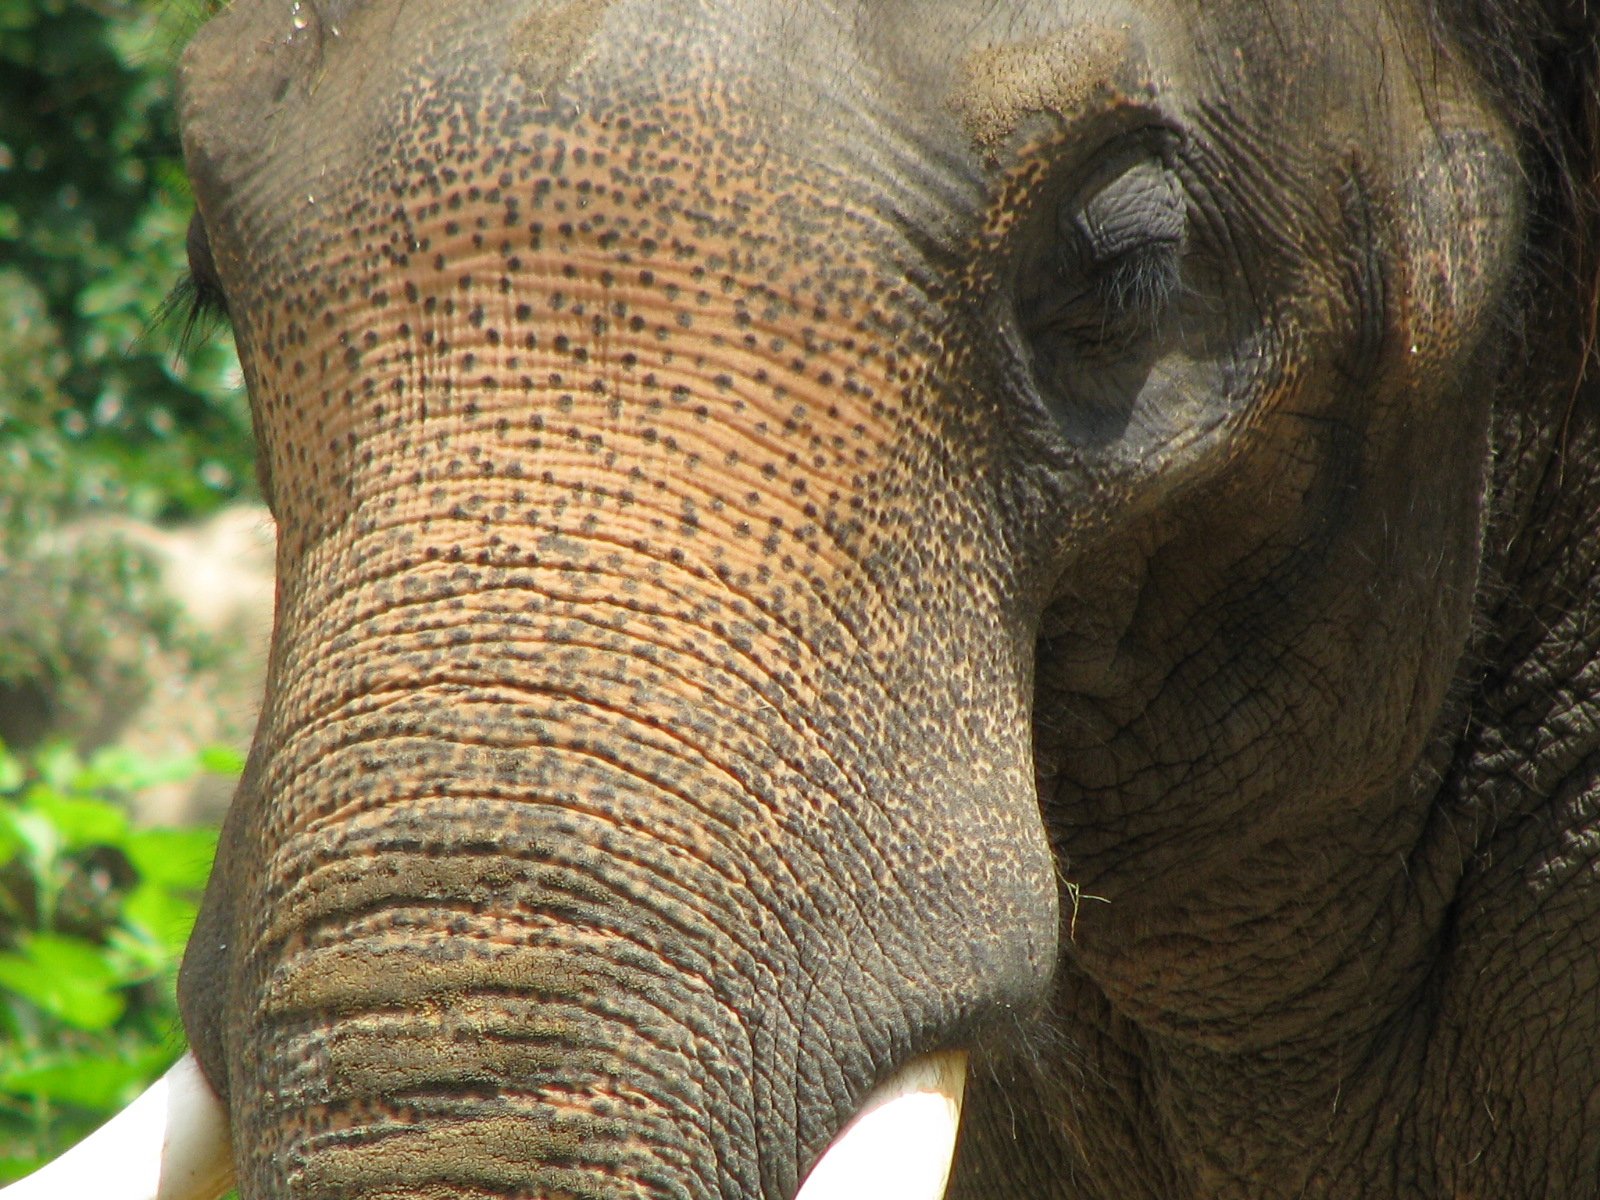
[794,1050,968,1200]
[0,1051,234,1200]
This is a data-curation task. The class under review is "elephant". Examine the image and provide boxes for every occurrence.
[7,0,1600,1196]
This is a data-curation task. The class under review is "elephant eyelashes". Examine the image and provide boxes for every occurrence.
[1012,147,1193,442]
[1039,155,1188,352]
[159,213,232,352]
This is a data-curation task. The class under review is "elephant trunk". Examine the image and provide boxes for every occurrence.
[0,1052,966,1200]
[173,9,1060,1192]
[189,434,1046,1197]
[226,632,816,1197]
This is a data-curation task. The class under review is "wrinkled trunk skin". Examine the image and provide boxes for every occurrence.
[176,3,1059,1197]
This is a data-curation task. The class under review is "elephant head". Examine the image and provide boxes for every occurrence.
[10,0,1600,1197]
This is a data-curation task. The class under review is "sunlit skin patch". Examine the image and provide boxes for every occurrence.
[175,8,1062,1197]
[947,23,1143,153]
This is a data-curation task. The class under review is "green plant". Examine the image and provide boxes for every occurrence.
[0,0,260,783]
[0,0,248,532]
[0,737,233,1181]
[0,2,245,1185]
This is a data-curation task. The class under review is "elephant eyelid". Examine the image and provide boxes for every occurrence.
[1053,156,1189,332]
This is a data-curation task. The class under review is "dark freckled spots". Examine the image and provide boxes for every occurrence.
[208,77,1039,1106]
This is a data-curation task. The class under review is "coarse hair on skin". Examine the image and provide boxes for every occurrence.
[1432,0,1600,404]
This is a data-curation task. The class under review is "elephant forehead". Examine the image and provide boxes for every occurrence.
[175,6,1082,597]
[206,90,1030,585]
[179,6,970,408]
[178,0,980,249]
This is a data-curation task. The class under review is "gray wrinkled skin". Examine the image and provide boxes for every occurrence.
[171,1,1600,1196]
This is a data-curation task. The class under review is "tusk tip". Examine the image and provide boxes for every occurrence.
[0,1051,234,1200]
[795,1050,969,1200]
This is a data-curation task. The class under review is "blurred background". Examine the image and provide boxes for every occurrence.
[0,0,265,1182]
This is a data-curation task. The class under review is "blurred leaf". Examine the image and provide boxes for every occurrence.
[198,744,245,776]
[0,934,127,1031]
[0,1045,169,1110]
[25,792,127,852]
[78,746,202,794]
[0,742,23,792]
[123,827,218,892]
[6,807,61,880]
[117,882,198,962]
[29,744,81,795]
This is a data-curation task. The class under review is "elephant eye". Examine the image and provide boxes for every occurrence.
[1013,142,1194,443]
[1067,158,1186,336]
[1025,155,1188,355]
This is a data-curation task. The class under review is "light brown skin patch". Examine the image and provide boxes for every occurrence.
[511,0,616,102]
[947,24,1137,151]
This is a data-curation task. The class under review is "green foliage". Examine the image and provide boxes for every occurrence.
[0,0,250,530]
[0,737,234,1181]
[0,0,258,754]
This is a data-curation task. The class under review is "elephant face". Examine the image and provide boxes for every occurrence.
[141,0,1593,1197]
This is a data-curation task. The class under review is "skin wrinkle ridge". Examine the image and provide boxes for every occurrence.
[266,753,877,971]
[260,851,774,1011]
[303,608,892,813]
[276,548,857,716]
